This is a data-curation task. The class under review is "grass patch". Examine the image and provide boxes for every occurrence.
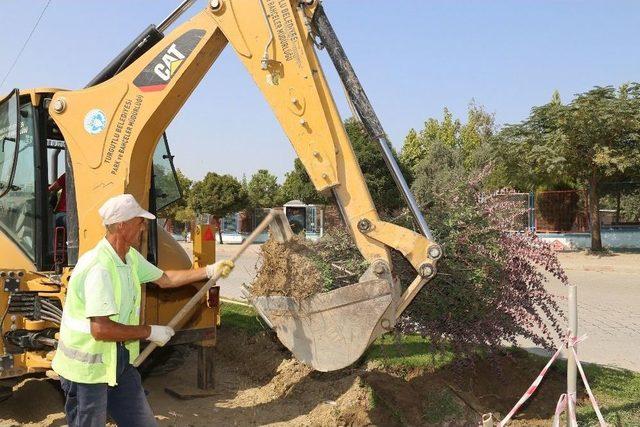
[497,349,640,425]
[219,301,264,335]
[366,334,455,370]
[576,363,640,425]
[504,350,640,425]
[423,389,464,424]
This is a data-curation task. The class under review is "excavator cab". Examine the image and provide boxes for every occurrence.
[0,90,183,273]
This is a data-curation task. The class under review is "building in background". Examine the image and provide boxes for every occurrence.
[282,200,323,241]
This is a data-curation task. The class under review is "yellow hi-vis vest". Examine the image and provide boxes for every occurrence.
[52,240,143,386]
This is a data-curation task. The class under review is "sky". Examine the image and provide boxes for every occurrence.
[1,1,639,182]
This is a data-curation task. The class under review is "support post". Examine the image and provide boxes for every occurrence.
[529,191,536,232]
[197,340,215,390]
[567,285,578,426]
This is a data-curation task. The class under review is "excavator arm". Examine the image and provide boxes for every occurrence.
[49,0,440,371]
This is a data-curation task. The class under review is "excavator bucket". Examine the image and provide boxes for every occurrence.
[244,261,400,371]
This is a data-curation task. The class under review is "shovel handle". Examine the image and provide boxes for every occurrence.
[133,211,277,367]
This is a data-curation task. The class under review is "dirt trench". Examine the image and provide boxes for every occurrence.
[0,327,393,427]
[0,327,574,426]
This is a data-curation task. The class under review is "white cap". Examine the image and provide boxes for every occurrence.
[98,194,155,226]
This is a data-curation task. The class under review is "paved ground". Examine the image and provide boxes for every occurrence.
[181,242,261,300]
[519,251,640,373]
[181,243,640,372]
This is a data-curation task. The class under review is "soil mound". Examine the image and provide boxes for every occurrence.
[1,377,65,426]
[143,327,385,426]
[0,327,586,426]
[250,236,323,300]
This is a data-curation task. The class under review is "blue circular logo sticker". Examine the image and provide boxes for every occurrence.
[83,109,107,135]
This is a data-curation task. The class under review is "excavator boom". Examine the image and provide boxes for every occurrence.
[43,0,440,371]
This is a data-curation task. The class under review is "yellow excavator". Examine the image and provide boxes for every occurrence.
[0,0,441,394]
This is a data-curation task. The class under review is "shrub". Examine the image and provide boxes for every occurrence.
[401,141,567,354]
[284,141,567,355]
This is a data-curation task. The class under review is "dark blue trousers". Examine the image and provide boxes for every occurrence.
[59,343,156,427]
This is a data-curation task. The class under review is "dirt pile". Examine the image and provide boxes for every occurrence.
[0,377,65,426]
[0,325,591,426]
[250,237,323,300]
[144,327,384,426]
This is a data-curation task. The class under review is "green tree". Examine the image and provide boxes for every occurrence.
[496,85,640,250]
[278,158,327,205]
[344,117,407,213]
[401,108,459,169]
[278,118,410,213]
[401,103,495,172]
[189,172,249,241]
[247,169,280,208]
[460,102,496,159]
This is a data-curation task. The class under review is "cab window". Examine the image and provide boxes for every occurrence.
[152,134,181,211]
[0,98,37,260]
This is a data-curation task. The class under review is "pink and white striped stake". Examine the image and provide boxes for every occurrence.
[497,333,607,427]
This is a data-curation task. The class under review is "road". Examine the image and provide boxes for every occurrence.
[181,242,640,372]
[518,251,640,373]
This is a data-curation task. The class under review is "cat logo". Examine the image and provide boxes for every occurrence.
[153,44,185,82]
[134,29,206,92]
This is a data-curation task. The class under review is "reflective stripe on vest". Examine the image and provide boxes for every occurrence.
[62,312,91,334]
[57,339,103,364]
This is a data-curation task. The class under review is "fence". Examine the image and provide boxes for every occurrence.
[599,182,640,227]
[491,192,533,232]
[534,190,590,233]
[495,183,640,234]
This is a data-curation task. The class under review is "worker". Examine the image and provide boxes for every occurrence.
[48,172,66,227]
[51,194,234,427]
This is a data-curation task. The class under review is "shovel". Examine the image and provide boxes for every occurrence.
[133,208,293,367]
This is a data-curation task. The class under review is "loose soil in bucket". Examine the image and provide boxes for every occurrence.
[250,236,324,300]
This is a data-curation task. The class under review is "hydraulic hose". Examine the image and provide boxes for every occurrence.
[312,5,433,240]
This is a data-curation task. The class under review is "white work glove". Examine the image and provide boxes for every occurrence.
[205,260,234,279]
[148,325,175,347]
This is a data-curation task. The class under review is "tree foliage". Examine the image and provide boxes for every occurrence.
[344,118,407,213]
[495,84,640,249]
[278,118,409,212]
[401,103,496,172]
[402,140,566,353]
[295,140,566,355]
[247,169,280,208]
[189,172,248,219]
[278,158,328,205]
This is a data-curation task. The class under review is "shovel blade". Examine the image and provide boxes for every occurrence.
[269,208,294,243]
[250,278,395,371]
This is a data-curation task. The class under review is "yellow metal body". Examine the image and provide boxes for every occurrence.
[192,224,216,268]
[47,0,435,273]
[1,0,437,378]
